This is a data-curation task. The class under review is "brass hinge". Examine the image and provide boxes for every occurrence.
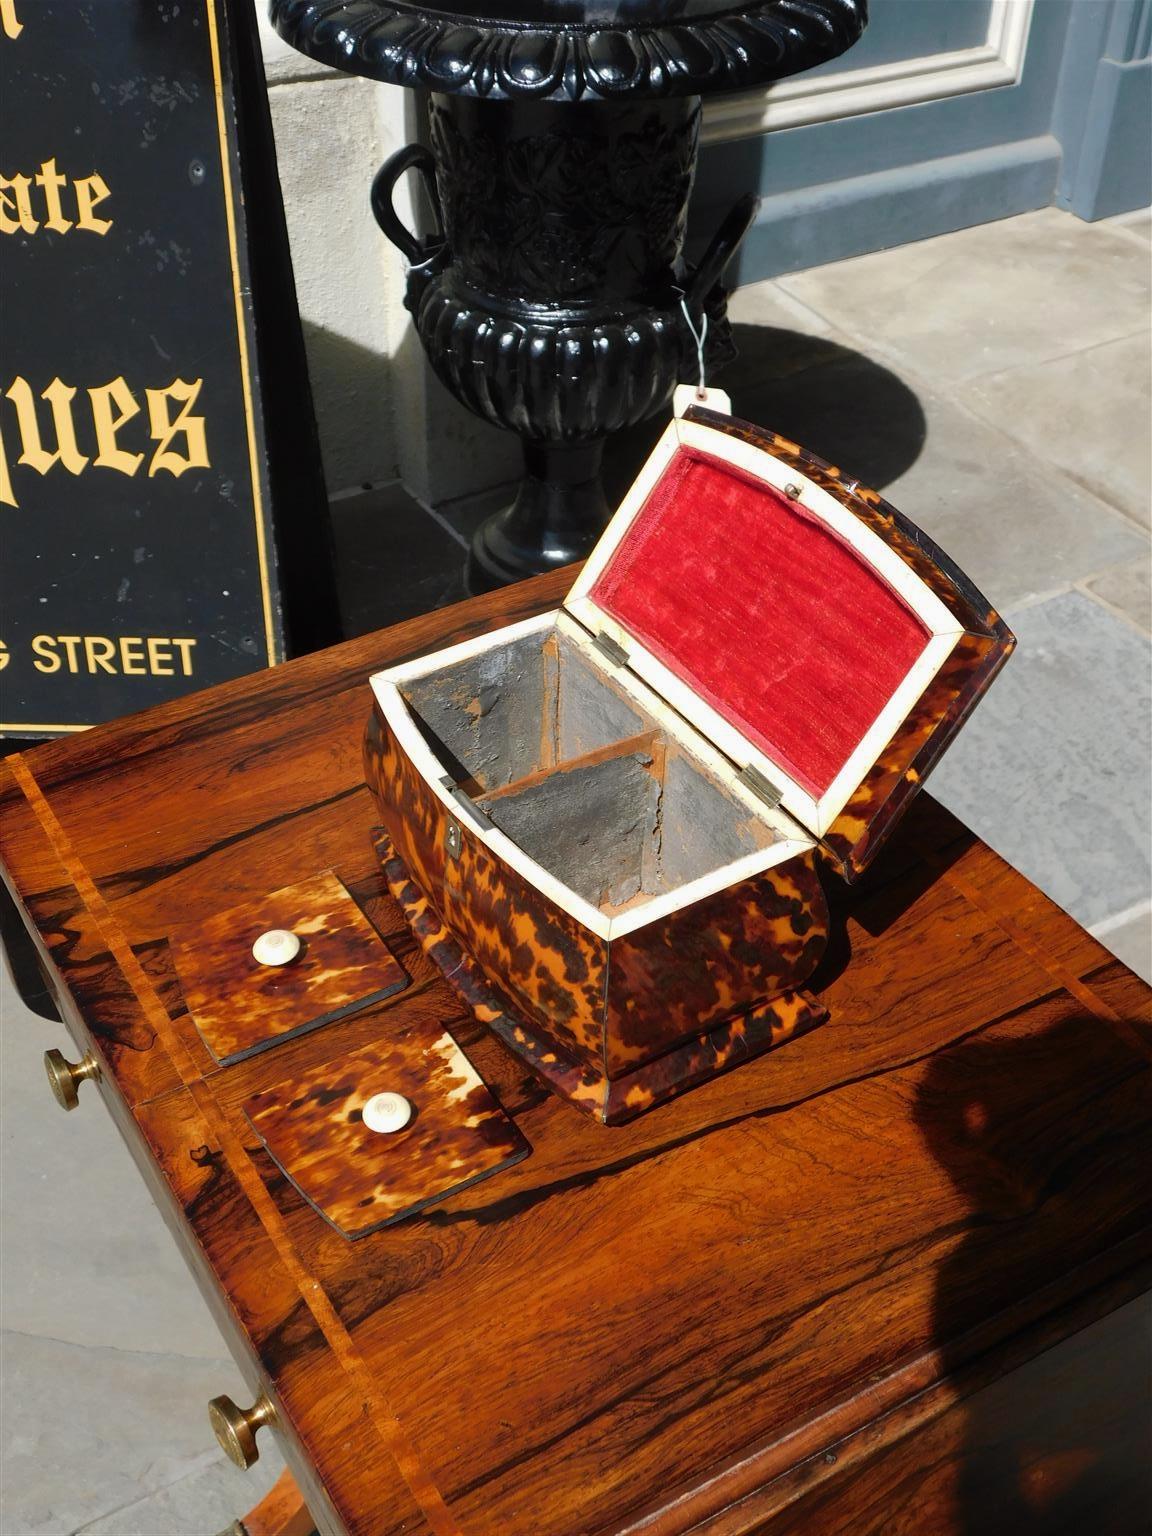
[593,630,629,667]
[439,775,493,836]
[737,763,784,810]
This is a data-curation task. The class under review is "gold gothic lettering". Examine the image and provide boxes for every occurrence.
[36,157,70,232]
[75,172,112,235]
[0,173,35,234]
[0,162,112,235]
[89,378,144,477]
[146,378,210,478]
[1,0,22,41]
[6,378,88,476]
[0,377,210,507]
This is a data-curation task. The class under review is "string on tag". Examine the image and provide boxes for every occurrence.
[679,296,709,399]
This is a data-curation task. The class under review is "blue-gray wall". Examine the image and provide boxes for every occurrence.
[1054,0,1152,218]
[696,0,1152,284]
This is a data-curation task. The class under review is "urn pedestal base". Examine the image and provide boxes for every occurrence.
[466,441,611,592]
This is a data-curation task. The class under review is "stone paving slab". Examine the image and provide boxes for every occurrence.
[332,480,467,638]
[746,355,1145,612]
[698,258,1149,611]
[776,208,1151,384]
[82,1459,287,1536]
[0,1000,229,1361]
[931,589,1152,938]
[1084,559,1152,634]
[876,382,1147,609]
[960,332,1151,531]
[1092,904,1152,983]
[0,1327,283,1536]
[0,968,284,1536]
[1105,209,1152,244]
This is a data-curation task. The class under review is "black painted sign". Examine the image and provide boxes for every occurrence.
[0,0,337,736]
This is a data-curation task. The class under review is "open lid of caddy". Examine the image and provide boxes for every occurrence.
[565,405,1015,880]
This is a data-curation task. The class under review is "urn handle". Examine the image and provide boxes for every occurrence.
[370,144,447,268]
[684,192,758,312]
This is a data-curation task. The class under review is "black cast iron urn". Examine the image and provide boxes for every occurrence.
[271,0,867,589]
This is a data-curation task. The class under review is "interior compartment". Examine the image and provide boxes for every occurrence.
[400,620,782,916]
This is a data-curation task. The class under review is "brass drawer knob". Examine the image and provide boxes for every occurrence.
[43,1048,100,1111]
[208,1392,277,1469]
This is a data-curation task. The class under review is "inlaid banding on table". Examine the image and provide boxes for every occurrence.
[169,870,408,1065]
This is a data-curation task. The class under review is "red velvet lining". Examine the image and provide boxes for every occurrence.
[590,450,931,800]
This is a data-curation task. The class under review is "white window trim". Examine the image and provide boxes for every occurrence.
[702,0,1036,146]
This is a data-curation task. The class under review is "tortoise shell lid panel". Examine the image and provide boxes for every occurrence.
[243,1031,529,1236]
[589,448,932,802]
[169,871,408,1066]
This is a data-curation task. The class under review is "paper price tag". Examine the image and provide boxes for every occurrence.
[673,384,732,418]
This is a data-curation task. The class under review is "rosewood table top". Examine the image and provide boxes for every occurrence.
[2,568,1149,1536]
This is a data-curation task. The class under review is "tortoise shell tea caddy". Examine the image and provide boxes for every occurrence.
[366,403,1014,1123]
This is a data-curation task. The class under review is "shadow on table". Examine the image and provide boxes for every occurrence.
[806,799,976,998]
[911,1020,1152,1534]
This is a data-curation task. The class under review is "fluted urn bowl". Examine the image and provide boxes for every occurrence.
[271,0,867,589]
